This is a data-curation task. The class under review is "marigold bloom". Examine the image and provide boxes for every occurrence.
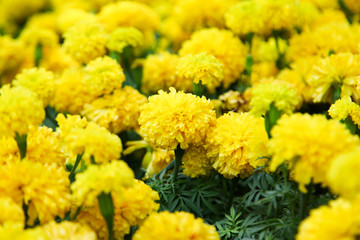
[0,160,71,225]
[327,149,360,199]
[250,82,299,116]
[296,198,360,240]
[269,113,360,192]
[43,221,96,240]
[97,1,159,33]
[62,121,122,164]
[0,197,24,225]
[343,0,360,13]
[133,211,220,240]
[251,37,288,63]
[57,8,97,33]
[0,36,26,77]
[0,85,45,137]
[176,53,223,92]
[180,28,247,88]
[0,222,48,240]
[82,86,147,133]
[219,90,249,113]
[139,88,216,150]
[225,1,265,35]
[146,148,175,177]
[141,52,192,94]
[173,0,235,32]
[63,21,108,64]
[13,67,55,106]
[206,112,268,178]
[19,27,59,48]
[83,56,125,97]
[329,96,360,126]
[51,68,96,114]
[182,145,213,178]
[307,53,360,103]
[107,27,143,53]
[71,160,134,206]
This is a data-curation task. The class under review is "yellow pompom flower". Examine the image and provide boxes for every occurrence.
[146,148,175,177]
[173,0,235,32]
[71,160,134,206]
[13,67,55,106]
[307,53,360,103]
[141,52,193,94]
[139,88,216,150]
[269,113,360,192]
[63,21,108,64]
[0,160,71,225]
[0,222,49,240]
[296,198,360,240]
[62,121,122,164]
[219,90,249,113]
[225,1,266,36]
[107,27,144,53]
[97,1,159,33]
[0,197,24,225]
[176,53,223,93]
[343,0,360,13]
[57,8,97,33]
[251,37,288,63]
[56,113,88,138]
[43,221,96,240]
[180,28,247,88]
[133,211,220,240]
[0,85,45,137]
[329,96,360,126]
[82,86,147,133]
[51,68,97,114]
[205,112,268,179]
[327,149,360,199]
[83,56,125,97]
[182,145,213,178]
[19,27,59,49]
[0,35,26,76]
[250,82,299,116]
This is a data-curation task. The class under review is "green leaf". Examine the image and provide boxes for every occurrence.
[97,192,114,240]
[15,133,27,159]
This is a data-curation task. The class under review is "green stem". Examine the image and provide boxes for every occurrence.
[332,84,341,103]
[342,117,357,134]
[98,192,114,240]
[35,43,42,67]
[264,103,282,139]
[193,81,205,97]
[299,183,312,220]
[69,153,83,182]
[173,145,184,183]
[15,133,27,159]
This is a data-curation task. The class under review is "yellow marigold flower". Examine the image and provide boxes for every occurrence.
[40,47,80,74]
[250,62,279,85]
[269,113,360,192]
[26,12,58,32]
[56,113,88,138]
[0,197,24,225]
[300,0,338,10]
[0,137,18,162]
[71,160,134,206]
[328,96,360,126]
[159,18,190,51]
[173,0,235,32]
[57,8,97,33]
[295,2,319,28]
[183,145,213,178]
[251,37,288,63]
[176,53,223,93]
[43,221,96,240]
[63,121,122,164]
[63,21,108,64]
[51,68,96,114]
[13,67,55,106]
[307,53,360,103]
[0,35,26,76]
[97,1,159,33]
[258,0,299,31]
[141,52,192,94]
[0,0,47,24]
[219,90,249,113]
[0,160,71,225]
[0,222,48,240]
[205,112,268,178]
[139,88,216,150]
[296,198,360,240]
[225,1,266,36]
[133,211,220,240]
[82,86,147,133]
[107,27,144,53]
[76,180,158,240]
[19,27,59,48]
[343,0,360,13]
[249,82,299,116]
[0,85,45,137]
[180,28,247,88]
[327,149,360,199]
[83,56,125,97]
[146,148,175,177]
